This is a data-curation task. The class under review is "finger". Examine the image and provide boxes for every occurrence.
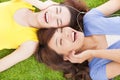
[63,56,69,61]
[47,0,59,4]
[68,55,85,63]
[68,56,80,63]
[68,51,76,58]
[63,58,68,61]
[52,1,59,4]
[67,58,78,63]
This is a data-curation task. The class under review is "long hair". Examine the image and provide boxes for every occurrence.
[61,0,89,31]
[35,28,91,80]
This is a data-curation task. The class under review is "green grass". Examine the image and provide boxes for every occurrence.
[0,49,65,80]
[0,0,120,80]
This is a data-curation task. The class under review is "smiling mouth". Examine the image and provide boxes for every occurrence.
[45,12,49,23]
[72,31,76,42]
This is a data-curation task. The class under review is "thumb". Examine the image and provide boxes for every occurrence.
[68,50,76,57]
[70,50,76,55]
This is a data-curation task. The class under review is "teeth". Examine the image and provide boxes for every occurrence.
[72,32,75,42]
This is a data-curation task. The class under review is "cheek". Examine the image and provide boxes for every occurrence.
[49,20,58,27]
[62,18,70,26]
[47,7,55,15]
[62,41,73,49]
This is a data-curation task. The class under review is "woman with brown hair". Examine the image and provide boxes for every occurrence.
[36,0,120,80]
[36,27,91,80]
[26,0,89,29]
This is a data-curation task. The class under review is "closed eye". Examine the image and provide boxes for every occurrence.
[57,19,62,27]
[60,28,63,33]
[56,7,58,14]
[56,7,61,14]
[60,38,62,46]
[56,7,62,27]
[57,19,59,27]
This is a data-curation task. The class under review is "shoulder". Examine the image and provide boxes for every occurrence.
[19,40,38,52]
[89,58,111,80]
[21,40,38,47]
[17,28,38,43]
[83,8,108,36]
[84,8,104,23]
[11,0,35,10]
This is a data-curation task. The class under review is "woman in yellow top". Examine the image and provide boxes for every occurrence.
[0,0,81,72]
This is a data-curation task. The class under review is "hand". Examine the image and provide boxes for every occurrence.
[25,0,59,10]
[42,0,59,10]
[65,50,93,63]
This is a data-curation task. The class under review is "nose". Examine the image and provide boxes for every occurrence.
[51,13,59,20]
[62,31,71,41]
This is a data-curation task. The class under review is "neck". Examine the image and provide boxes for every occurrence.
[78,36,97,52]
[26,11,40,28]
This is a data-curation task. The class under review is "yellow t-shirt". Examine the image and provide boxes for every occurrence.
[0,0,38,50]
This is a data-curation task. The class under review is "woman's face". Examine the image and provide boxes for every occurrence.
[48,27,84,56]
[37,5,71,28]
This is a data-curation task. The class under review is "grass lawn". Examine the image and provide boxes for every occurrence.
[0,0,120,80]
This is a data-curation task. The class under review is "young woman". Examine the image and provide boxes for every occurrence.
[25,0,88,29]
[36,0,120,80]
[36,26,120,80]
[0,0,88,72]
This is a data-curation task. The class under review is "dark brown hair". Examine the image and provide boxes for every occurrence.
[35,28,91,80]
[61,0,89,31]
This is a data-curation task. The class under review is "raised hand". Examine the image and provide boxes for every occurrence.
[65,50,93,63]
[25,0,59,10]
[42,0,59,10]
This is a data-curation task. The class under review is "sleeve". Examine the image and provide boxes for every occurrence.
[83,8,120,36]
[21,29,38,42]
[83,8,107,36]
[83,8,105,24]
[89,41,120,80]
[89,59,109,80]
[11,0,35,11]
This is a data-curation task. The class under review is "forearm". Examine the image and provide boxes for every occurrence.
[0,59,12,72]
[96,0,120,16]
[0,50,31,72]
[0,41,37,72]
[92,49,120,63]
[0,56,19,72]
[24,0,45,10]
[106,62,120,79]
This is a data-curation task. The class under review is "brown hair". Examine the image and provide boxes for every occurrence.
[61,0,89,31]
[35,28,91,80]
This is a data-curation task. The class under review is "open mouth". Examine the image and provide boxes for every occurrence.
[72,31,76,42]
[44,12,49,23]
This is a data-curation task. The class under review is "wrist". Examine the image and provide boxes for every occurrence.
[89,50,98,58]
